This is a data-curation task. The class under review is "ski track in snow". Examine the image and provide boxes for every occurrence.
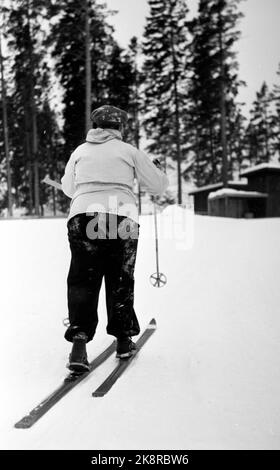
[0,209,280,450]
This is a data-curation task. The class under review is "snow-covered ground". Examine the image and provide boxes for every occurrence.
[0,209,280,450]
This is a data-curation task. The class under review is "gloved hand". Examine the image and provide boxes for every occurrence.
[152,158,164,171]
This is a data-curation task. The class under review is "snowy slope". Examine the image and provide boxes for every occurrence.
[0,210,280,450]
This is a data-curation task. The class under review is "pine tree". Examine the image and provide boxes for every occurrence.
[2,0,57,214]
[245,82,276,164]
[228,107,247,176]
[142,0,191,203]
[0,29,12,216]
[48,0,118,156]
[105,43,133,110]
[123,37,144,147]
[271,63,280,161]
[188,0,245,186]
[124,37,146,212]
[0,0,65,215]
[1,1,138,215]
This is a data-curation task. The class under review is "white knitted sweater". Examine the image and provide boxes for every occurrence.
[61,128,169,222]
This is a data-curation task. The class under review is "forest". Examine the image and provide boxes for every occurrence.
[0,0,279,216]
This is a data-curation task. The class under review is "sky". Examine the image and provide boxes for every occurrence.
[103,0,280,117]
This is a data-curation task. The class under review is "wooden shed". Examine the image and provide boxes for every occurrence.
[188,181,248,215]
[240,163,280,217]
[208,188,268,218]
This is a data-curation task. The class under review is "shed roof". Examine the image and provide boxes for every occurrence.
[240,163,280,176]
[208,188,268,200]
[188,180,248,195]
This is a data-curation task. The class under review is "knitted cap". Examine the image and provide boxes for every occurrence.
[90,105,128,127]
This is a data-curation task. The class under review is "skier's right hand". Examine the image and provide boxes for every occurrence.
[152,158,165,172]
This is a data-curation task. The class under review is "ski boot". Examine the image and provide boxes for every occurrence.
[116,337,137,359]
[67,332,90,373]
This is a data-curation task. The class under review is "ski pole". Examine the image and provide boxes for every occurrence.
[42,176,69,326]
[42,176,62,191]
[150,199,167,288]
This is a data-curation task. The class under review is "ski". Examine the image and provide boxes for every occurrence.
[14,341,116,429]
[92,319,157,397]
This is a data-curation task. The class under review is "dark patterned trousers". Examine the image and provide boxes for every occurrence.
[65,213,140,343]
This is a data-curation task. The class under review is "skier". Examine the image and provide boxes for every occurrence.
[61,105,168,372]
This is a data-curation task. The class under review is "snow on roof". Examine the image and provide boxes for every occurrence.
[188,180,248,194]
[240,162,280,176]
[208,188,268,200]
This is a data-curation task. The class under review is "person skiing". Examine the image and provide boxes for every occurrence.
[61,105,168,372]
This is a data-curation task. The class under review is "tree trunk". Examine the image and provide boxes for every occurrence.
[132,41,142,214]
[27,1,40,215]
[209,119,215,174]
[47,143,57,216]
[134,111,142,214]
[218,7,228,189]
[32,120,40,216]
[52,158,57,216]
[170,29,182,204]
[263,106,270,162]
[0,31,13,216]
[195,125,201,185]
[23,78,33,213]
[27,159,33,214]
[85,0,91,133]
[52,186,57,216]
